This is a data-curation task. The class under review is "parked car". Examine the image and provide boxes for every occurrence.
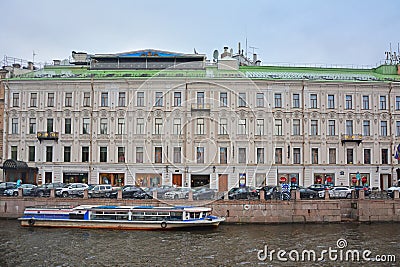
[147,185,174,199]
[228,186,259,200]
[4,184,37,196]
[193,187,216,200]
[298,186,319,199]
[164,187,193,200]
[308,184,330,192]
[319,186,354,199]
[88,184,115,198]
[351,185,371,197]
[387,186,400,198]
[56,183,89,197]
[0,182,17,195]
[30,182,66,197]
[116,185,153,199]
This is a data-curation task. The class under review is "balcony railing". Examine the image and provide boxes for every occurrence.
[191,103,211,111]
[37,132,59,143]
[341,134,362,145]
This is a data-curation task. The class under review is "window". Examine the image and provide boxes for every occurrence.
[11,118,18,134]
[196,118,204,135]
[83,92,91,107]
[238,93,246,107]
[328,120,335,136]
[30,93,37,107]
[65,118,71,134]
[12,93,19,107]
[29,118,36,134]
[293,94,300,108]
[345,95,352,109]
[238,119,246,135]
[397,121,400,136]
[310,94,317,108]
[220,92,227,107]
[173,118,181,135]
[293,148,301,164]
[379,96,387,110]
[345,120,353,136]
[174,92,181,106]
[155,147,162,163]
[293,119,300,135]
[329,148,336,164]
[381,121,388,136]
[274,119,282,136]
[256,119,264,135]
[274,93,282,108]
[327,95,335,109]
[275,148,282,164]
[64,147,71,162]
[346,148,354,164]
[382,149,388,164]
[256,93,264,107]
[219,118,228,135]
[47,118,53,132]
[197,147,204,163]
[197,92,205,106]
[46,146,53,162]
[220,147,227,164]
[11,146,17,160]
[117,118,125,135]
[154,118,163,135]
[83,118,90,134]
[28,146,35,162]
[311,148,318,164]
[310,120,318,135]
[364,149,371,164]
[65,92,72,107]
[100,118,108,134]
[238,148,246,163]
[82,147,89,162]
[100,147,107,162]
[173,147,181,163]
[136,118,144,134]
[257,148,264,164]
[47,93,54,107]
[362,95,369,110]
[137,92,145,106]
[118,92,126,107]
[363,120,370,136]
[101,92,108,107]
[136,147,144,163]
[396,96,400,110]
[155,92,163,106]
[118,147,125,163]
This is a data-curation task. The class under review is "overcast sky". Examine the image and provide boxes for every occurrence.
[1,0,399,68]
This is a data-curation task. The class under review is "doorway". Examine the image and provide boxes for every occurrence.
[190,175,210,188]
[218,174,228,192]
[380,174,391,190]
[172,174,182,187]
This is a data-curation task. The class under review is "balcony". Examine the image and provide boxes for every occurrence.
[341,134,362,145]
[191,103,211,112]
[37,132,59,143]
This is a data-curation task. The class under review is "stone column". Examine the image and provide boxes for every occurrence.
[394,190,399,199]
[50,189,55,198]
[259,190,265,200]
[117,189,123,199]
[18,188,23,198]
[359,190,365,200]
[153,190,157,199]
[83,189,88,199]
[188,190,193,201]
[295,190,301,200]
[324,190,330,200]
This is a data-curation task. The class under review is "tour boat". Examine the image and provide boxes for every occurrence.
[19,205,225,230]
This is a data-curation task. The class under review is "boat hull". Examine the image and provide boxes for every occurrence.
[19,218,224,230]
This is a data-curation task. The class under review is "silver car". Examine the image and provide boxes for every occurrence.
[319,186,353,199]
[56,183,89,197]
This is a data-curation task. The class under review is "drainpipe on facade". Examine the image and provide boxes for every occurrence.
[89,76,94,183]
[302,80,306,186]
[389,82,394,185]
[184,80,188,187]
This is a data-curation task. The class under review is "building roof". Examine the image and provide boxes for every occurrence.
[92,49,205,58]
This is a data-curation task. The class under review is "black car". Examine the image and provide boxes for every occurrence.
[298,187,319,199]
[351,186,371,197]
[0,182,17,195]
[307,184,330,192]
[263,186,291,200]
[228,186,259,200]
[117,186,153,199]
[30,182,66,197]
[193,188,217,200]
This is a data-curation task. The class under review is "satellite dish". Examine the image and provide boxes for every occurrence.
[213,50,219,60]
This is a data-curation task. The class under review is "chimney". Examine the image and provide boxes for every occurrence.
[238,42,241,55]
[53,60,61,66]
[253,53,257,63]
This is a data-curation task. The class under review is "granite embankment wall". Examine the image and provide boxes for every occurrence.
[1,197,400,223]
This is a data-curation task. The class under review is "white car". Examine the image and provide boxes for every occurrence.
[56,183,89,197]
[164,187,193,200]
[318,186,354,199]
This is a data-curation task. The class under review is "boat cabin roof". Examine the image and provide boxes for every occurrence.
[73,205,211,212]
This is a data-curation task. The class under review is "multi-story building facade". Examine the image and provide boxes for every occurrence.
[2,49,400,190]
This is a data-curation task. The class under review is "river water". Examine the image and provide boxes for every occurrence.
[0,219,399,266]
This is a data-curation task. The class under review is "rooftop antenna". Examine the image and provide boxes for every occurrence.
[249,46,258,55]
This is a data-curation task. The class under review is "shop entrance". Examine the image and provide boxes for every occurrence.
[172,174,182,187]
[191,175,210,188]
